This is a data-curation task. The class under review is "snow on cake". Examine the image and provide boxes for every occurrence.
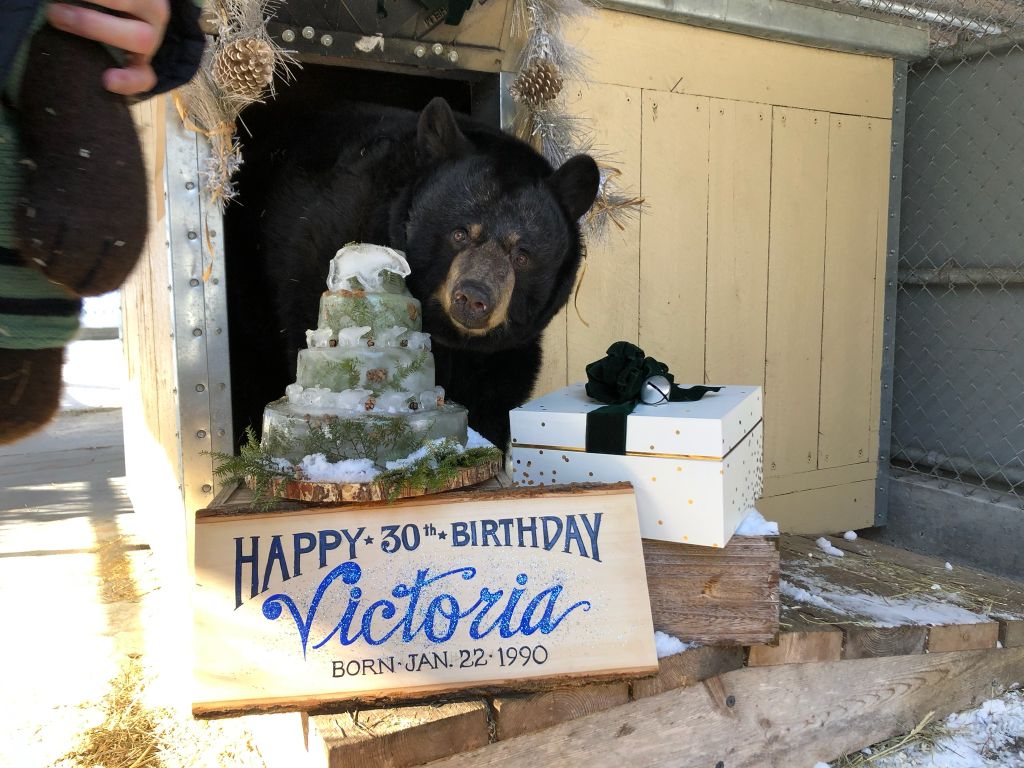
[261,244,469,467]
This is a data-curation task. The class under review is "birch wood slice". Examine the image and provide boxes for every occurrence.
[252,459,502,503]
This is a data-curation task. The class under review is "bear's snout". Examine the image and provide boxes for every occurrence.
[440,248,515,335]
[451,280,493,329]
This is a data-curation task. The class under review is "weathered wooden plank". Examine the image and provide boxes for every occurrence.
[928,623,1000,653]
[566,9,894,118]
[757,479,876,534]
[823,535,1024,647]
[746,607,843,667]
[122,96,193,584]
[816,535,1012,653]
[761,462,876,498]
[642,536,780,646]
[764,107,828,478]
[818,114,891,469]
[704,98,771,387]
[780,534,929,659]
[309,700,489,768]
[780,534,995,660]
[492,682,629,740]
[631,646,745,700]
[638,90,709,382]
[427,648,1024,768]
[564,81,642,380]
[843,625,927,660]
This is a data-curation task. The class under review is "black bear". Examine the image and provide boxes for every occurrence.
[226,96,599,449]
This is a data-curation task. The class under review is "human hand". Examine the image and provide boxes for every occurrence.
[46,0,171,96]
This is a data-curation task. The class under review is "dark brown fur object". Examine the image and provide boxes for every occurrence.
[15,25,148,297]
[0,348,63,444]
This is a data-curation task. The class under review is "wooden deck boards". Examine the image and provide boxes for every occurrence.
[775,533,1017,657]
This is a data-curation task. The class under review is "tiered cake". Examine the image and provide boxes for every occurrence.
[261,244,468,466]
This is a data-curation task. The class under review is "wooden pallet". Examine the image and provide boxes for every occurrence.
[252,533,1024,768]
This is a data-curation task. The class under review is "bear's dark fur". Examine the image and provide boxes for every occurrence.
[226,97,599,449]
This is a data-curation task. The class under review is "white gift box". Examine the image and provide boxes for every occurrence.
[509,383,764,547]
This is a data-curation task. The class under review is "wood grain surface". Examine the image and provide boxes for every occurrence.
[427,648,1024,768]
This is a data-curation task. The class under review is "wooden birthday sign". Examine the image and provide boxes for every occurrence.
[193,484,658,716]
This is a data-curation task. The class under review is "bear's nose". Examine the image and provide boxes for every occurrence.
[451,281,493,328]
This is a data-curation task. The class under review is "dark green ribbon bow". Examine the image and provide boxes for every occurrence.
[584,341,721,455]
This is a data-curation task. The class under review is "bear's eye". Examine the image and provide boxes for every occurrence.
[451,228,468,244]
[513,249,530,268]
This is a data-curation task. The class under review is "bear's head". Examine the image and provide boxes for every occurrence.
[393,97,600,352]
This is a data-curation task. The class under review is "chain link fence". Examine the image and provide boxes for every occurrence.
[820,1,1024,499]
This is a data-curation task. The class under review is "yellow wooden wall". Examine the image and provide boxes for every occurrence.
[537,11,894,532]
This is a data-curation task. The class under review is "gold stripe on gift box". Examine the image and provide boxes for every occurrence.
[511,421,763,462]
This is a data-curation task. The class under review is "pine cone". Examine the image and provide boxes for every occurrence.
[212,38,275,99]
[509,59,564,107]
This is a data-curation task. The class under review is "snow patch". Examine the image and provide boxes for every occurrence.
[465,428,494,450]
[781,572,991,628]
[298,454,379,483]
[815,537,845,557]
[384,438,463,471]
[843,530,858,541]
[293,432,491,484]
[780,580,833,612]
[945,562,954,571]
[270,457,293,473]
[735,508,779,537]
[861,689,1024,767]
[654,631,693,659]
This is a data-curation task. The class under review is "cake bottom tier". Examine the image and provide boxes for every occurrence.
[261,398,469,465]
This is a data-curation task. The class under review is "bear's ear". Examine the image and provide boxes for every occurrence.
[417,97,469,163]
[547,155,600,222]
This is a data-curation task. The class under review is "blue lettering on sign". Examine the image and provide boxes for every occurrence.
[261,563,591,657]
[233,515,602,608]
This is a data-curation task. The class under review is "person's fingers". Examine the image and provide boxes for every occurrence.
[103,62,158,95]
[58,0,169,27]
[47,3,162,58]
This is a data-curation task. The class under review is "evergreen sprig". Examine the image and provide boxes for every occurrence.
[208,425,296,510]
[324,357,361,389]
[393,348,429,382]
[345,296,376,328]
[301,416,420,463]
[376,439,503,502]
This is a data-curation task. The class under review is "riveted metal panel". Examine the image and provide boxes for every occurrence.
[164,113,232,513]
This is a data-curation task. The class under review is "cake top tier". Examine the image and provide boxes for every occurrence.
[327,243,411,293]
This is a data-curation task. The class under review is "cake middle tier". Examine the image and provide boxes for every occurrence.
[262,399,469,464]
[318,291,422,334]
[296,346,434,393]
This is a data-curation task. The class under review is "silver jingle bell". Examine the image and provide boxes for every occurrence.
[640,375,672,405]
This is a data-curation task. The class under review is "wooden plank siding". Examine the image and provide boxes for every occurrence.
[764,107,829,478]
[818,115,891,470]
[538,14,894,533]
[704,99,771,387]
[567,9,894,119]
[638,90,709,382]
[122,96,195,579]
[566,81,644,380]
